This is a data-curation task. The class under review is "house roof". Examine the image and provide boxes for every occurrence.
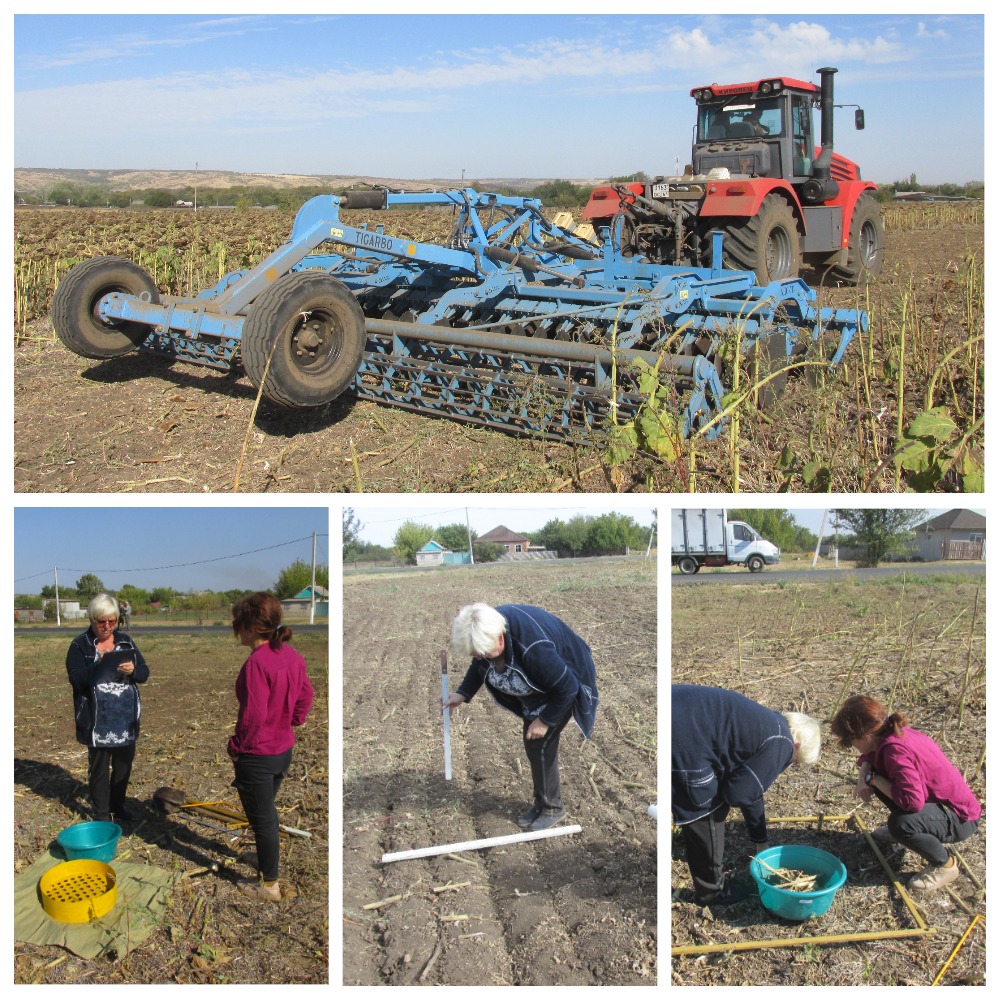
[476,525,530,544]
[916,509,986,533]
[290,585,330,600]
[418,539,449,552]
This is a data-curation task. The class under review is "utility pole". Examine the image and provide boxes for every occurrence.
[310,532,317,624]
[465,509,475,565]
[54,566,61,626]
[194,161,198,213]
[812,510,828,568]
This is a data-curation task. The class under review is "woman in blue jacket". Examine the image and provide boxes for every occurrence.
[672,684,821,906]
[445,603,599,832]
[66,593,150,826]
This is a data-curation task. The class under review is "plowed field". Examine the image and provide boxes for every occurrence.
[341,557,657,985]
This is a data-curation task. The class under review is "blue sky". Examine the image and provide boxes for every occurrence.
[13,11,984,185]
[14,507,329,595]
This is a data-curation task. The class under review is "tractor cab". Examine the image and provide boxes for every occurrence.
[691,77,819,184]
[689,68,866,206]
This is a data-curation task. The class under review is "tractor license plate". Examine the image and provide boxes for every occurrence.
[651,183,670,198]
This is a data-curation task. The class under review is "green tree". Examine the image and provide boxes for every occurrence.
[472,541,503,563]
[15,594,44,610]
[343,507,363,558]
[393,521,436,564]
[436,523,472,553]
[584,513,643,555]
[75,573,106,603]
[143,188,175,208]
[273,560,329,600]
[117,584,151,609]
[150,586,176,606]
[831,509,924,567]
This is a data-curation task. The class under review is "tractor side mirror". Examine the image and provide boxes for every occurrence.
[855,109,865,130]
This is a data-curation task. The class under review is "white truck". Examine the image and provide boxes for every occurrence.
[672,509,781,574]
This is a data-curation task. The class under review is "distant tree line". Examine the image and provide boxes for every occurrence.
[16,173,651,212]
[343,508,653,566]
[14,559,327,614]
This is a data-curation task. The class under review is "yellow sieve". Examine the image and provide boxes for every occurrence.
[39,859,118,923]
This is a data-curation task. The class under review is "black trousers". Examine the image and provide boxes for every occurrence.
[87,744,136,820]
[679,802,731,903]
[232,749,292,882]
[522,712,572,813]
[874,787,980,866]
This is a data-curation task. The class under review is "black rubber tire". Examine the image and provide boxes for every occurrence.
[747,555,765,573]
[721,194,801,283]
[241,271,366,408]
[830,194,884,284]
[678,556,699,575]
[51,256,159,358]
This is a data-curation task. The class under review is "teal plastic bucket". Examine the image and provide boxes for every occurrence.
[750,845,847,920]
[56,821,123,863]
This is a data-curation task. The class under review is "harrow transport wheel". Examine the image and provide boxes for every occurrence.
[830,194,884,284]
[747,555,765,573]
[51,256,159,358]
[677,557,699,575]
[241,272,366,407]
[723,194,801,283]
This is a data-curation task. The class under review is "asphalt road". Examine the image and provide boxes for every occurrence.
[671,562,985,586]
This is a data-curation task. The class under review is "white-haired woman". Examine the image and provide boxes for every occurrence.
[445,603,599,832]
[66,593,150,826]
[671,684,821,906]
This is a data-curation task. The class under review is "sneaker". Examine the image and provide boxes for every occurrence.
[517,806,542,829]
[239,879,281,902]
[909,859,960,892]
[525,808,567,832]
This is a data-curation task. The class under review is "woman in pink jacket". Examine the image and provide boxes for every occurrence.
[831,695,981,892]
[229,592,314,901]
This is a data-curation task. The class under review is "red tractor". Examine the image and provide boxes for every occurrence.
[582,67,883,285]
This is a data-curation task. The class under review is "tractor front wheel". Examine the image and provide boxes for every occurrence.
[51,256,159,358]
[241,271,367,407]
[722,195,801,284]
[830,195,884,284]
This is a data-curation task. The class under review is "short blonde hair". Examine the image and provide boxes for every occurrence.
[452,603,507,659]
[784,712,822,766]
[88,593,119,623]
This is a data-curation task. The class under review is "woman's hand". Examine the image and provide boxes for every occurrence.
[855,763,872,802]
[525,718,550,740]
[442,693,466,711]
[117,660,135,676]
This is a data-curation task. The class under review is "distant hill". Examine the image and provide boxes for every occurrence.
[14,167,605,195]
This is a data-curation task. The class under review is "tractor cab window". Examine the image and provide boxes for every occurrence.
[790,95,815,177]
[699,98,783,141]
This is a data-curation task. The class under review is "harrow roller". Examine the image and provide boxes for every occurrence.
[51,188,868,441]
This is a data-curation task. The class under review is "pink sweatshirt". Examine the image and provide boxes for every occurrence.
[864,727,981,821]
[228,643,314,757]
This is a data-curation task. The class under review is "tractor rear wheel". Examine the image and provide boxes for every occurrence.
[830,195,884,284]
[722,195,801,283]
[51,256,159,358]
[241,271,366,407]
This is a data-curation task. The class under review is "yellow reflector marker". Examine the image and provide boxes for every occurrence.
[407,244,417,256]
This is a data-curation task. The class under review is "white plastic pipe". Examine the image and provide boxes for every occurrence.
[381,824,582,864]
[441,651,452,781]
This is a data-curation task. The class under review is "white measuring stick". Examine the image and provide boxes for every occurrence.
[382,824,582,864]
[441,651,452,780]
